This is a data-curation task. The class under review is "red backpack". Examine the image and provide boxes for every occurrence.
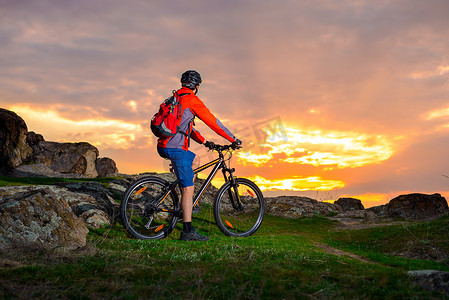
[150,91,189,138]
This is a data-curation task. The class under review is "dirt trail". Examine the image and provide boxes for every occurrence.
[314,243,375,264]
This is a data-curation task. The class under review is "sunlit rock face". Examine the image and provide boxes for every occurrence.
[265,196,341,218]
[32,141,99,177]
[0,108,33,172]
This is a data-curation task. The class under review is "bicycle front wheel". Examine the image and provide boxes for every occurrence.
[214,178,265,237]
[120,176,180,240]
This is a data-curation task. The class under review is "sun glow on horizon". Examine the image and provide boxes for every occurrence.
[249,175,345,192]
[8,105,147,150]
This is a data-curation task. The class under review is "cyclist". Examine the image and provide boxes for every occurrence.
[157,70,241,241]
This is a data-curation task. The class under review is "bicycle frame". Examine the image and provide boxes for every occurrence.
[154,149,238,215]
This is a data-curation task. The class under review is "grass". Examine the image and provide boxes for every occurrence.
[326,216,449,272]
[0,177,448,298]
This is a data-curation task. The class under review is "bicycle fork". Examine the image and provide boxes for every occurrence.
[223,167,244,211]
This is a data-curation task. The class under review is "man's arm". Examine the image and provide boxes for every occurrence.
[190,98,235,142]
[191,128,205,144]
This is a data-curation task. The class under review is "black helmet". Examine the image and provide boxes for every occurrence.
[181,70,202,89]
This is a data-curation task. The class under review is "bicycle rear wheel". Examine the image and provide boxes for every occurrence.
[120,176,180,240]
[214,178,265,237]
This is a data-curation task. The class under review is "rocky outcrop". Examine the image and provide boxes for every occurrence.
[265,196,341,218]
[0,187,89,251]
[263,193,448,222]
[0,108,33,172]
[335,197,364,211]
[0,108,118,177]
[368,193,449,220]
[0,173,221,252]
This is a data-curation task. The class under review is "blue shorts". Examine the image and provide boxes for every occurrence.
[157,147,196,188]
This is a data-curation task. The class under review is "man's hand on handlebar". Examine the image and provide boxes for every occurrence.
[204,139,242,151]
[231,139,242,149]
[204,141,216,149]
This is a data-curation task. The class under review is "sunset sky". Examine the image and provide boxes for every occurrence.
[1,0,449,207]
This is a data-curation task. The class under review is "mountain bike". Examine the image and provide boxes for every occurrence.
[120,142,265,240]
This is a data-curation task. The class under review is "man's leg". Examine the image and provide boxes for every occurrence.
[182,155,199,221]
[181,185,194,222]
[191,155,201,213]
[171,151,208,241]
[192,155,200,182]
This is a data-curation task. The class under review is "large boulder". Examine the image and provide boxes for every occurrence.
[96,157,119,177]
[369,193,449,220]
[334,197,364,211]
[265,196,340,218]
[32,141,99,177]
[0,108,33,173]
[0,186,89,252]
[26,131,44,147]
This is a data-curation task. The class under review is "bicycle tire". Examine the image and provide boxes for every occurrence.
[120,176,180,240]
[214,178,265,237]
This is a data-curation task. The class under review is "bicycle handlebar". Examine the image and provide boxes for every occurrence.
[204,139,242,151]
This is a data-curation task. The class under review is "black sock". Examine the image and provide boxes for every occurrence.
[183,222,193,233]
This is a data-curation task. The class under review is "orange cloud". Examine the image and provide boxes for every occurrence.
[425,106,449,120]
[237,127,394,169]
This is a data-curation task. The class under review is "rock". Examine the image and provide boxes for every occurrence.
[408,270,449,295]
[32,141,99,177]
[9,163,89,178]
[334,197,364,211]
[331,210,378,225]
[56,181,119,221]
[0,184,118,230]
[96,157,119,177]
[0,108,33,173]
[1,109,120,178]
[392,241,448,262]
[265,196,340,218]
[107,179,131,199]
[26,131,44,148]
[369,193,449,220]
[0,186,89,252]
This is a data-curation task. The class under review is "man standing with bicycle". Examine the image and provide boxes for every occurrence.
[157,70,241,241]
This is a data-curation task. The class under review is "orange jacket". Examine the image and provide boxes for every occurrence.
[157,87,236,150]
